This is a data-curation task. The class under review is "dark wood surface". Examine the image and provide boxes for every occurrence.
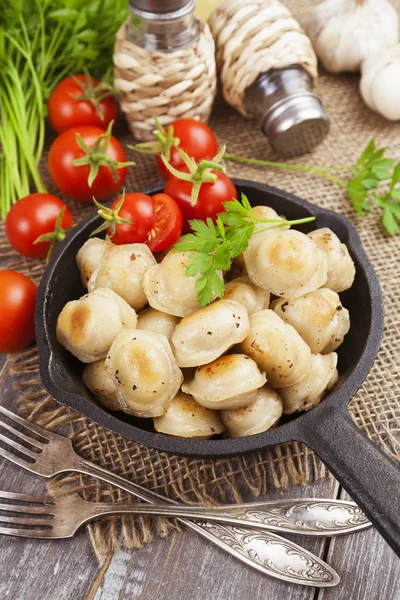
[0,355,399,600]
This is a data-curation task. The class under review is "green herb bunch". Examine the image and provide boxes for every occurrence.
[0,0,130,217]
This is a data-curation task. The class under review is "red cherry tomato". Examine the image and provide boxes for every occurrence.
[109,193,155,245]
[48,74,118,133]
[48,126,128,203]
[146,193,183,253]
[155,119,218,179]
[0,270,37,353]
[5,193,73,259]
[164,169,238,232]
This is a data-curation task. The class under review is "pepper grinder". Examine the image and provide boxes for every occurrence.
[208,0,330,157]
[113,0,217,141]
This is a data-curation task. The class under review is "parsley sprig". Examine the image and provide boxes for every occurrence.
[225,139,400,236]
[173,194,315,307]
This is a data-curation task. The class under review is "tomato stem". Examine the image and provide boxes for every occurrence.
[90,191,133,239]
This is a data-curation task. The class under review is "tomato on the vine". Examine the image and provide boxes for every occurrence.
[0,271,37,353]
[146,193,183,252]
[48,74,118,133]
[48,123,133,203]
[5,194,73,259]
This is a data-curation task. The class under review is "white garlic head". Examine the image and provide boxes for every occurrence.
[361,45,400,120]
[307,0,399,73]
[308,228,355,292]
[137,307,179,341]
[244,229,327,299]
[56,288,138,363]
[271,288,350,354]
[171,300,250,367]
[105,329,183,418]
[82,359,120,411]
[143,251,220,318]
[221,386,283,438]
[182,354,267,410]
[223,276,270,315]
[279,352,338,414]
[153,392,224,439]
[240,309,312,388]
[88,243,156,311]
[76,238,112,289]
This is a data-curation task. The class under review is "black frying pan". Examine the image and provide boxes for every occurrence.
[37,179,400,556]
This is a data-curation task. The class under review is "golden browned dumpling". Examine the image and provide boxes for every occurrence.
[279,353,338,414]
[308,228,355,292]
[221,386,283,438]
[271,288,350,353]
[88,243,156,311]
[137,308,179,341]
[76,238,112,289]
[182,354,267,410]
[240,309,312,388]
[82,359,120,411]
[171,300,250,367]
[153,392,224,439]
[223,276,270,315]
[244,229,328,299]
[56,288,138,363]
[105,329,183,418]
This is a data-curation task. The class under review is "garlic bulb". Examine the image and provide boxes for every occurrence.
[307,0,399,73]
[361,45,400,120]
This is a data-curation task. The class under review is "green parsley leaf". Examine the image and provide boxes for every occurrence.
[382,206,400,236]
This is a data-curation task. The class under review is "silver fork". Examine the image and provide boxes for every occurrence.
[0,406,347,587]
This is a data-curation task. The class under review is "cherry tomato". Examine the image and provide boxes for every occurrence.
[48,75,118,133]
[48,126,129,203]
[5,194,73,259]
[164,169,238,232]
[146,194,183,253]
[155,119,218,179]
[0,271,37,353]
[109,193,155,245]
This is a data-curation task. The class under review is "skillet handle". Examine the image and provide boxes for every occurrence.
[298,405,400,557]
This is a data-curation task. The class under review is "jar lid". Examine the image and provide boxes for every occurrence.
[129,0,196,20]
[262,93,330,157]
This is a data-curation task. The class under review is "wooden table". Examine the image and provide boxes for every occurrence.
[0,355,399,600]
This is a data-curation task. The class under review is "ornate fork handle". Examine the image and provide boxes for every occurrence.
[74,460,339,587]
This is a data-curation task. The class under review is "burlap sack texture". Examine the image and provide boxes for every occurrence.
[1,0,400,562]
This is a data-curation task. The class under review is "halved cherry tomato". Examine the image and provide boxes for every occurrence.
[146,194,183,253]
[0,270,37,353]
[48,74,118,133]
[108,192,155,245]
[155,119,218,179]
[5,193,73,259]
[164,168,238,232]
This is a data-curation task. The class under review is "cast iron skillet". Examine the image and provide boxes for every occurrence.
[37,179,400,556]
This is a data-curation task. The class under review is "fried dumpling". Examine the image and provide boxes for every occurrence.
[244,229,328,299]
[223,276,270,315]
[240,309,312,388]
[271,288,350,354]
[56,288,137,363]
[143,251,219,318]
[105,329,183,418]
[171,300,250,367]
[308,228,355,292]
[88,243,156,311]
[137,307,179,341]
[182,354,267,410]
[76,238,112,289]
[221,386,283,438]
[82,359,120,411]
[279,352,338,414]
[153,392,224,439]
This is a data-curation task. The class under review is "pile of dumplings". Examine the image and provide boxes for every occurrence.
[56,206,355,440]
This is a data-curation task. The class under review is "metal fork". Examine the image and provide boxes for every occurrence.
[0,406,345,587]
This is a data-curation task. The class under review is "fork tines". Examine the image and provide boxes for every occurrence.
[0,491,55,538]
[0,406,48,471]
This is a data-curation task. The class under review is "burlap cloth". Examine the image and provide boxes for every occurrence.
[1,0,400,563]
